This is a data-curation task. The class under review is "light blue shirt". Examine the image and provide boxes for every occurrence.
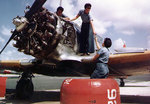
[78,10,92,23]
[97,47,110,64]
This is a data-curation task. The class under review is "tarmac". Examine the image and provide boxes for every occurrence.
[0,74,150,104]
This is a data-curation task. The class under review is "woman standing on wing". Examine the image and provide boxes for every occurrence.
[70,3,96,56]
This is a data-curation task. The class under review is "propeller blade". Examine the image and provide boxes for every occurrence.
[0,30,17,54]
[25,0,47,19]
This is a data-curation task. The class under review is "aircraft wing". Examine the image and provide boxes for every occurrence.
[108,50,150,77]
[0,51,150,77]
[0,59,35,73]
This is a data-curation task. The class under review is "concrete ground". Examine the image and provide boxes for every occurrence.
[0,74,150,104]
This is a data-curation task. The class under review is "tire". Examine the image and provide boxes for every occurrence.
[120,79,125,87]
[16,78,34,99]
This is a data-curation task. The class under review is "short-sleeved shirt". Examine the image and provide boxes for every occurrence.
[96,47,110,64]
[78,10,92,23]
[61,14,68,18]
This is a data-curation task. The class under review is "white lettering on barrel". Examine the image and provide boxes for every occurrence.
[107,89,117,104]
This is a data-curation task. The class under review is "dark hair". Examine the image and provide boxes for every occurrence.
[84,3,92,9]
[57,6,64,12]
[104,38,112,48]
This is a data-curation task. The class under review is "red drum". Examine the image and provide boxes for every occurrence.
[0,77,7,99]
[60,78,120,104]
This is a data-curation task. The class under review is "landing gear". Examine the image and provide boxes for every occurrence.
[120,78,125,87]
[16,71,34,99]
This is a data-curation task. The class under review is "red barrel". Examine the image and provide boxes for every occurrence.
[60,78,120,104]
[0,77,7,98]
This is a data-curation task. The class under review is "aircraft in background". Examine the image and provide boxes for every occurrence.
[0,0,150,99]
[114,38,147,53]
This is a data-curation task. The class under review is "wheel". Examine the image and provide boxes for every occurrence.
[119,78,125,87]
[120,81,125,87]
[16,78,34,99]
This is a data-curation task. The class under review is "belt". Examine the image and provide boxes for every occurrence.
[96,61,107,64]
[82,22,90,24]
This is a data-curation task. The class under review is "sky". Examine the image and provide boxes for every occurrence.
[0,0,150,60]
